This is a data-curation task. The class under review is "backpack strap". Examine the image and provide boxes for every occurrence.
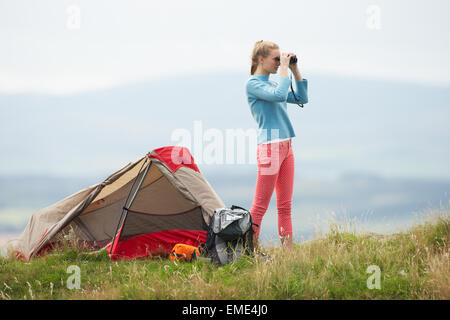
[230,205,248,211]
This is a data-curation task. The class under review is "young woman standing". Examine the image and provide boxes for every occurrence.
[246,40,308,249]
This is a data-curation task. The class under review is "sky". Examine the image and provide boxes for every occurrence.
[1,0,449,95]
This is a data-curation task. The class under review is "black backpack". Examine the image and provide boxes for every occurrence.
[204,205,256,266]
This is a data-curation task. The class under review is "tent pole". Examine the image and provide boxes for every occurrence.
[109,158,151,256]
[118,160,153,242]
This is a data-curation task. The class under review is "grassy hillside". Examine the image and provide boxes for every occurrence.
[0,210,448,300]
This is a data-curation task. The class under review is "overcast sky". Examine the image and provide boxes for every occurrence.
[1,0,449,95]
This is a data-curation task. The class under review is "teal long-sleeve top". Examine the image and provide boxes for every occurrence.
[246,74,308,144]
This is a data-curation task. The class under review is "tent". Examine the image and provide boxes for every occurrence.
[6,146,225,261]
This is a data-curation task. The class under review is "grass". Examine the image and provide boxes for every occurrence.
[0,208,448,300]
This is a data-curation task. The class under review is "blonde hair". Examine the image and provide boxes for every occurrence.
[250,40,279,75]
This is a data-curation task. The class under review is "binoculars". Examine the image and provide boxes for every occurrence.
[274,56,297,64]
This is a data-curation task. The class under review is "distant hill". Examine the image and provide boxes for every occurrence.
[0,71,449,178]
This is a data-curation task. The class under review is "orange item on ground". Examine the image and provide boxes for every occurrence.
[170,243,201,262]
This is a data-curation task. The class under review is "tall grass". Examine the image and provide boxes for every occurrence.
[0,207,448,300]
